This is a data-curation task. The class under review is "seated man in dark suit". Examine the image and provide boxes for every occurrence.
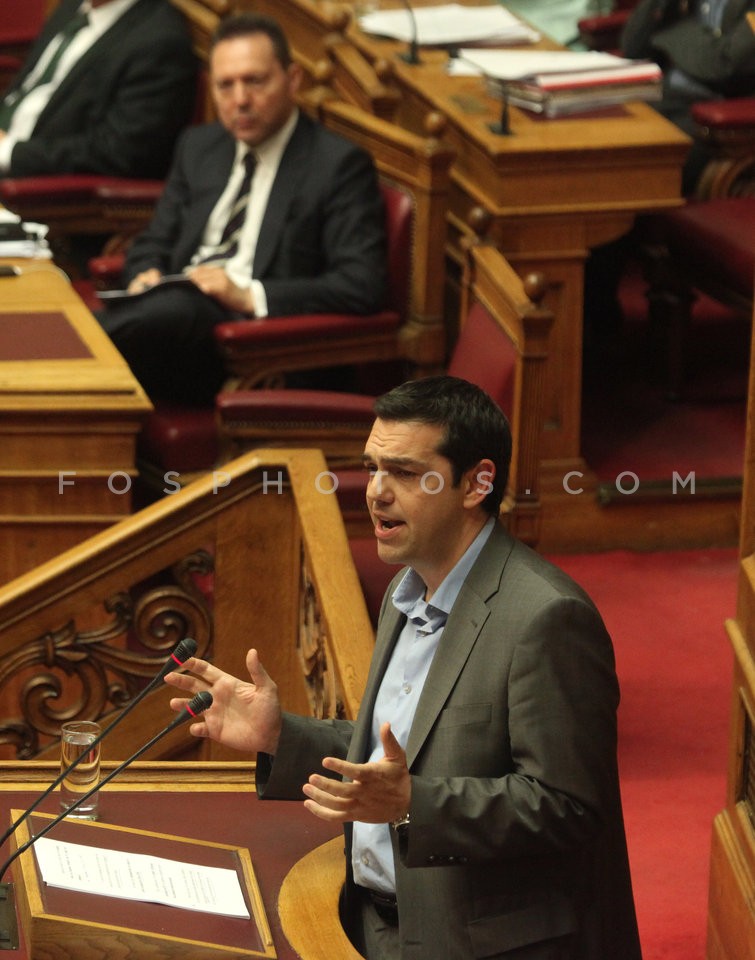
[0,0,197,178]
[622,0,755,191]
[97,12,387,405]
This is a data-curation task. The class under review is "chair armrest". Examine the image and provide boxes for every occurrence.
[577,10,631,52]
[217,389,376,424]
[87,253,126,284]
[0,175,164,205]
[0,175,115,203]
[692,97,755,133]
[215,310,401,389]
[215,311,399,349]
[690,97,755,197]
[93,179,164,203]
[216,389,375,468]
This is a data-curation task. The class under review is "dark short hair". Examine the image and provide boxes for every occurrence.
[373,376,511,517]
[211,13,292,69]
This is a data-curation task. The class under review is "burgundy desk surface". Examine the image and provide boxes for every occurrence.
[0,779,342,960]
[0,311,92,361]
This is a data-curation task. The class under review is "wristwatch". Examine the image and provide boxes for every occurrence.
[390,812,411,853]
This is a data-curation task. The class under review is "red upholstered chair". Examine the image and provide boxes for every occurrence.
[0,0,47,56]
[216,243,554,556]
[214,178,413,391]
[640,197,755,397]
[128,176,413,491]
[635,97,755,397]
[0,55,20,97]
[214,97,454,390]
[690,97,755,200]
[0,1,48,98]
[0,0,223,273]
[577,0,637,54]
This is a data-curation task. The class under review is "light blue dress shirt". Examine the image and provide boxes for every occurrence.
[352,517,496,894]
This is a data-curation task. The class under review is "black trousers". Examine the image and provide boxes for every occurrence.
[97,283,230,405]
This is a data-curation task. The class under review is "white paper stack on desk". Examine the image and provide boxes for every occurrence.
[0,209,52,258]
[359,4,540,47]
[453,49,663,117]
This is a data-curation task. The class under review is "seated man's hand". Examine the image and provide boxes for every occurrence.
[128,268,163,293]
[187,264,255,315]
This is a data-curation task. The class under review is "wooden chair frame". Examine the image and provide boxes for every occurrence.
[218,242,554,547]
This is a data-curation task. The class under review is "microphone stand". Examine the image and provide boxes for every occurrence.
[488,80,513,136]
[0,637,198,854]
[0,690,211,951]
[398,0,422,64]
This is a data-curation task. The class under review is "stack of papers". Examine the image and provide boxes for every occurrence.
[452,50,662,117]
[0,209,52,259]
[359,4,540,47]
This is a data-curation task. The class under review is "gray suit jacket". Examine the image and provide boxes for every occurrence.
[124,112,387,317]
[4,0,197,177]
[622,0,755,97]
[258,524,641,960]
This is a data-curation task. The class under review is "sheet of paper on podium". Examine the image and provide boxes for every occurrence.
[34,837,251,918]
[359,4,540,46]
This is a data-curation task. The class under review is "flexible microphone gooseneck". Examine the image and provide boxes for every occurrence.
[0,690,213,885]
[0,637,198,853]
[398,0,422,65]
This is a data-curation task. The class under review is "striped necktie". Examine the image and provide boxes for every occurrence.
[198,152,257,267]
[0,10,90,129]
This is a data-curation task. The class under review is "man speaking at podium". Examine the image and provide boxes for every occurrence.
[166,376,641,960]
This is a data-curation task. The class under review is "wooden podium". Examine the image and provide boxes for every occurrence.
[706,319,755,957]
[0,260,152,585]
[0,761,358,960]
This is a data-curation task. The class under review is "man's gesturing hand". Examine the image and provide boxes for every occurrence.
[302,722,411,824]
[164,647,282,755]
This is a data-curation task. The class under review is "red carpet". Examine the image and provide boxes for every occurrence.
[551,548,736,960]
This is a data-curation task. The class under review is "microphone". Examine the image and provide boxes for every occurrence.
[489,81,513,137]
[398,0,422,65]
[0,637,198,852]
[0,691,213,888]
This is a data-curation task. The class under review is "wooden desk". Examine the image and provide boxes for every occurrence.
[350,32,689,474]
[0,260,152,585]
[0,761,354,960]
[261,1,689,475]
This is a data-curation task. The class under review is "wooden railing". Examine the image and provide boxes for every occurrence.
[0,450,374,763]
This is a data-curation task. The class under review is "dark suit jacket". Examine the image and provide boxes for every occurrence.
[124,112,387,316]
[4,0,197,177]
[622,0,755,97]
[257,524,641,960]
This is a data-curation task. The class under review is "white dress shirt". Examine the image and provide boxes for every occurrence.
[0,0,139,173]
[189,108,299,318]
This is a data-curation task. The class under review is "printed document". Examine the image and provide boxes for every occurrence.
[34,837,251,919]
